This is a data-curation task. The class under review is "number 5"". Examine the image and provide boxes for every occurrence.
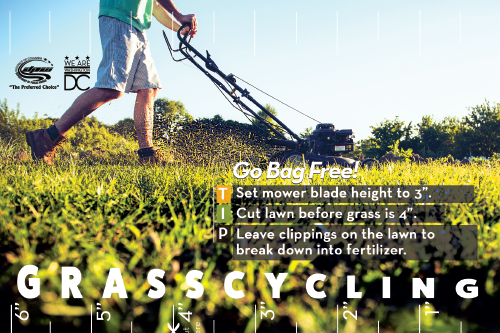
[97,311,111,321]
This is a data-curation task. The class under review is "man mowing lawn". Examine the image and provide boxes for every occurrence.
[25,0,197,165]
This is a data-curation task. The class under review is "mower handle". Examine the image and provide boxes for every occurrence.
[177,23,193,44]
[163,23,195,62]
[165,23,303,142]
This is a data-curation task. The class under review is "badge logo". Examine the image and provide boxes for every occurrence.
[64,56,90,91]
[15,57,53,84]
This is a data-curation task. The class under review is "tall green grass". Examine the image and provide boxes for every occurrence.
[0,143,499,333]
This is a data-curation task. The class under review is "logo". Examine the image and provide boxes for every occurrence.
[64,56,90,91]
[15,57,53,84]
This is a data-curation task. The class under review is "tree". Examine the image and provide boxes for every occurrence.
[153,98,194,143]
[416,115,459,157]
[255,104,286,138]
[366,117,416,157]
[299,126,313,139]
[108,118,136,139]
[354,138,378,158]
[454,101,500,157]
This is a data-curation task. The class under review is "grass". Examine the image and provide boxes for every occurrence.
[0,147,499,333]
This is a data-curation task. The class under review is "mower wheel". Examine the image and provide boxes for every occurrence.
[268,150,290,163]
[280,152,307,167]
[360,158,378,170]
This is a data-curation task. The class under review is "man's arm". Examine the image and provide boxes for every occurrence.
[152,2,182,33]
[155,0,197,36]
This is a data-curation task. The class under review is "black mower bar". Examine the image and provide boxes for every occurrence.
[266,138,298,148]
[164,23,304,143]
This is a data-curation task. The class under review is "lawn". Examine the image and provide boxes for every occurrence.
[0,150,499,333]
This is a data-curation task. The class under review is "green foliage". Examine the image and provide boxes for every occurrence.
[153,98,194,142]
[353,138,378,159]
[0,99,22,142]
[0,98,137,154]
[387,140,413,162]
[358,100,500,159]
[4,97,499,163]
[0,99,54,146]
[454,101,500,157]
[299,126,313,139]
[154,113,278,165]
[366,116,417,158]
[63,116,138,152]
[417,115,460,157]
[256,104,286,138]
[108,118,136,140]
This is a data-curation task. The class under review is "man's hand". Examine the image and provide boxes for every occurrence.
[155,0,197,37]
[178,14,197,37]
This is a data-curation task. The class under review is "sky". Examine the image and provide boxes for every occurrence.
[1,0,499,140]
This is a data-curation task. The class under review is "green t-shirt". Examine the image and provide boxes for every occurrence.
[99,0,156,32]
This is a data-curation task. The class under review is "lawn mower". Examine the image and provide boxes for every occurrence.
[163,24,377,169]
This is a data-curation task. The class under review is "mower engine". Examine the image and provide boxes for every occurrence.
[266,123,359,166]
[307,123,354,156]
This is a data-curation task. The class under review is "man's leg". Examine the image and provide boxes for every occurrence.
[55,87,123,135]
[25,87,122,165]
[134,88,159,149]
